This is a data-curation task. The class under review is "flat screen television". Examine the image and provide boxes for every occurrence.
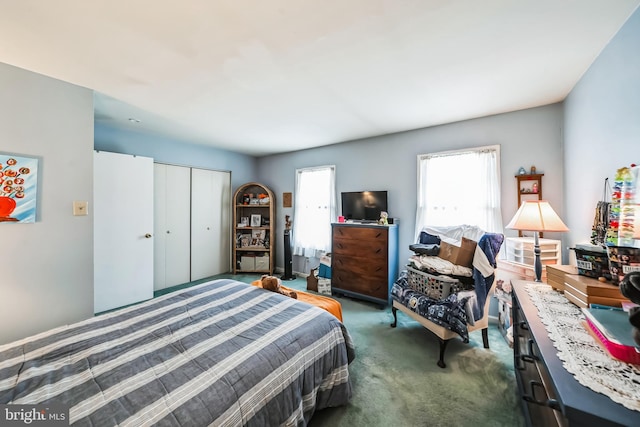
[341,191,388,222]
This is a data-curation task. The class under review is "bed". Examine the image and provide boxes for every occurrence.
[0,279,355,426]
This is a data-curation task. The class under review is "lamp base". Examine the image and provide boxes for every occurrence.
[534,231,543,282]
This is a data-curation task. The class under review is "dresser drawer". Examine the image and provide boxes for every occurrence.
[332,225,388,242]
[332,269,388,300]
[513,292,567,427]
[332,255,387,280]
[332,237,387,258]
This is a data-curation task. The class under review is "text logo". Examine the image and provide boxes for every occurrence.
[0,405,68,426]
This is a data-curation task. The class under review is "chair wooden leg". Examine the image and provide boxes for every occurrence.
[390,307,398,328]
[482,327,489,348]
[437,338,449,368]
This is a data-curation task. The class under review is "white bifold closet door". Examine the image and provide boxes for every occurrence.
[94,151,154,313]
[191,168,231,280]
[153,164,191,290]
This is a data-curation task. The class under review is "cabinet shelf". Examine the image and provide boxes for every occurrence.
[515,173,544,237]
[233,182,275,274]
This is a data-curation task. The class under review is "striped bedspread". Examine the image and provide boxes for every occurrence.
[0,279,355,426]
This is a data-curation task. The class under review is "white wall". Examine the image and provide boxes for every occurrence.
[257,103,565,273]
[0,63,94,345]
[564,6,640,257]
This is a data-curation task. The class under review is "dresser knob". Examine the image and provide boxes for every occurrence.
[519,321,529,331]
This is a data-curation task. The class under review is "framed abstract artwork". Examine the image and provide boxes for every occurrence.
[0,154,38,223]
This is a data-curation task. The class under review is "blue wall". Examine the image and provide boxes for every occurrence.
[95,123,258,189]
[257,104,565,272]
[0,62,94,344]
[564,6,640,255]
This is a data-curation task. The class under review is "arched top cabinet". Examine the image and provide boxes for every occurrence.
[232,182,275,274]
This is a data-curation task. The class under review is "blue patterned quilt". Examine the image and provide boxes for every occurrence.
[391,271,472,341]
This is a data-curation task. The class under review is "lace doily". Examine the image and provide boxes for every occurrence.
[525,283,640,412]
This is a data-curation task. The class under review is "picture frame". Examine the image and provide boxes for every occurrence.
[0,153,38,223]
[240,216,249,226]
[250,214,261,227]
[251,229,266,247]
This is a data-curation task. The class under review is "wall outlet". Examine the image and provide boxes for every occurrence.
[73,201,88,216]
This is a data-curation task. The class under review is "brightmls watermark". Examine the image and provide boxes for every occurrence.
[0,405,68,426]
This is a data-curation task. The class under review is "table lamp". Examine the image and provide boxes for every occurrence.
[506,200,569,282]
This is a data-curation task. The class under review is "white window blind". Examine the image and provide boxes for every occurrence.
[292,165,336,257]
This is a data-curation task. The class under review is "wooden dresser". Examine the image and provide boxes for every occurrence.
[512,281,640,426]
[331,223,398,307]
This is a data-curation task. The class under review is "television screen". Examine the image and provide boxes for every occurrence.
[341,191,388,222]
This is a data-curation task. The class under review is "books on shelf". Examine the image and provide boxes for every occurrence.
[582,306,640,365]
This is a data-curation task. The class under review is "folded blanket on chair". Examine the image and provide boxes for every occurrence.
[470,233,504,320]
[409,243,440,256]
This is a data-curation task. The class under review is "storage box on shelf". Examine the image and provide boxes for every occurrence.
[572,243,611,280]
[606,245,640,285]
[545,264,578,292]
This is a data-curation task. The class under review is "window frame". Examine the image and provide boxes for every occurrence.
[415,145,502,240]
[292,165,336,258]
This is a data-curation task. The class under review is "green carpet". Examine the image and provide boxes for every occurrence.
[161,274,524,427]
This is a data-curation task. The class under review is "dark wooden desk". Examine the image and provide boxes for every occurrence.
[512,280,640,427]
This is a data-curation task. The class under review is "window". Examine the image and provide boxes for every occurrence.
[292,165,336,257]
[415,146,502,239]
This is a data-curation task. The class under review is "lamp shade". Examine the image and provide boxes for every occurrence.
[506,200,569,232]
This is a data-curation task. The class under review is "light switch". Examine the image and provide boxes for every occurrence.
[73,201,88,216]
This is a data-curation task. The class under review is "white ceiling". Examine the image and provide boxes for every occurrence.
[1,1,638,156]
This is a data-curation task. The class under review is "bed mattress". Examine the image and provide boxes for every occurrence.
[0,279,355,426]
